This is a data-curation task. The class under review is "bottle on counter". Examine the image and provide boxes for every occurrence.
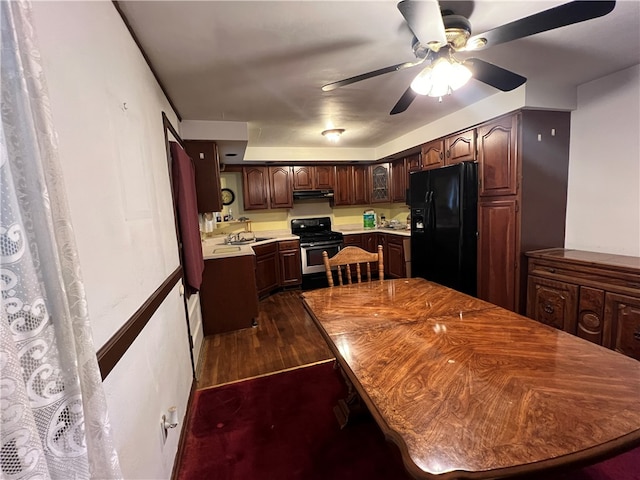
[363,210,376,229]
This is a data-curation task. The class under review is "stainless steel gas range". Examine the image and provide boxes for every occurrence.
[291,217,344,287]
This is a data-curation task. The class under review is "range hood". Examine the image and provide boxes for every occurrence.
[292,190,334,200]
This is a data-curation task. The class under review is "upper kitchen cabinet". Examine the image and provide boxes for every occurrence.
[314,165,335,189]
[335,164,369,206]
[406,152,422,173]
[353,164,370,205]
[478,116,518,197]
[391,157,407,203]
[292,165,335,190]
[370,163,390,203]
[445,128,476,165]
[242,166,293,210]
[421,139,445,171]
[269,166,294,208]
[183,140,223,212]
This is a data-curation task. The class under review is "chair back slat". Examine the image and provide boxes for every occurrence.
[322,245,384,288]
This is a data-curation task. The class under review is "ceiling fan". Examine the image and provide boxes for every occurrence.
[321,0,616,115]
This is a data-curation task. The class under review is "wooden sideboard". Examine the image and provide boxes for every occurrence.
[526,248,640,361]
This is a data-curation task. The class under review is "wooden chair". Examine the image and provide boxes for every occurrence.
[322,245,384,287]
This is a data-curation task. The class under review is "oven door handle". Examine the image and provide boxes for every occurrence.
[300,240,344,248]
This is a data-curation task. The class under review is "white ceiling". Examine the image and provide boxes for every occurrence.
[117,0,640,161]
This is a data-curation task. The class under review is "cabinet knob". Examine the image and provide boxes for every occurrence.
[634,329,640,341]
[546,268,556,273]
[543,303,554,314]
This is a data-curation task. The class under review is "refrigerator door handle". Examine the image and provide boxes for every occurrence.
[425,191,434,230]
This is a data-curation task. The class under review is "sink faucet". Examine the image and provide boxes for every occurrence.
[225,233,239,244]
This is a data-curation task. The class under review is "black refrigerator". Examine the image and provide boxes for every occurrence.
[410,162,478,296]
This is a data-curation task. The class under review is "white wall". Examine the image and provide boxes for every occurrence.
[565,64,640,256]
[31,2,193,478]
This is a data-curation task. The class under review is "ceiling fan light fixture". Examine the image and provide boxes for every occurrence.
[410,57,471,98]
[321,128,345,142]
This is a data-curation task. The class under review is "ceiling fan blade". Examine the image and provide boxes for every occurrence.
[465,58,526,91]
[322,58,425,92]
[468,1,616,50]
[390,86,418,115]
[397,0,447,49]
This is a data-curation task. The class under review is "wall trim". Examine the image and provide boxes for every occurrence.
[97,266,182,379]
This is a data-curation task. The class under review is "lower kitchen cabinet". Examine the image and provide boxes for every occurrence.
[343,232,408,279]
[255,240,302,296]
[254,242,280,297]
[386,234,406,279]
[278,239,302,287]
[526,248,640,361]
[478,198,518,311]
[200,256,259,335]
[343,233,363,248]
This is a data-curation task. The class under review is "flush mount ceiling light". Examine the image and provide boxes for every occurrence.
[321,128,345,142]
[410,51,472,100]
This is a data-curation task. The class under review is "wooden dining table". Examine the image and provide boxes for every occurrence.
[301,278,640,480]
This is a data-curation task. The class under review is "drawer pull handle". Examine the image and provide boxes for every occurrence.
[634,329,640,341]
[547,268,556,273]
[544,304,554,314]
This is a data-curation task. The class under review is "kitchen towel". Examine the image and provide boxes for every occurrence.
[170,141,204,291]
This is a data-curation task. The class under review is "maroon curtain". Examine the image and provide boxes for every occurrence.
[170,141,204,291]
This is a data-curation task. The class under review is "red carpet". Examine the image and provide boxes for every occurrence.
[177,361,640,480]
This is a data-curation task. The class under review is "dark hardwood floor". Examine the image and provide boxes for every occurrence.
[195,290,334,389]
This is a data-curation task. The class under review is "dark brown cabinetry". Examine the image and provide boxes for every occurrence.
[526,248,640,361]
[526,276,578,332]
[421,139,444,171]
[605,293,640,361]
[386,234,406,279]
[343,233,363,248]
[391,158,407,203]
[406,153,422,173]
[334,165,369,206]
[477,110,571,313]
[200,256,259,335]
[292,165,335,190]
[254,242,280,297]
[343,232,408,279]
[243,166,270,210]
[478,116,517,197]
[334,165,353,206]
[445,129,476,165]
[242,166,293,210]
[363,232,377,253]
[278,240,302,287]
[183,140,223,212]
[370,163,390,203]
[353,165,370,205]
[478,198,518,311]
[254,240,302,297]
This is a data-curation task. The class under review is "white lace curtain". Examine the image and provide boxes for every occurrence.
[1,1,122,478]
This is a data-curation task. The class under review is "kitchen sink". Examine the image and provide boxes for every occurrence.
[211,246,242,254]
[230,237,271,245]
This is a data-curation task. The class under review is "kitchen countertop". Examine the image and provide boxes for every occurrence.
[335,225,411,237]
[201,230,299,260]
